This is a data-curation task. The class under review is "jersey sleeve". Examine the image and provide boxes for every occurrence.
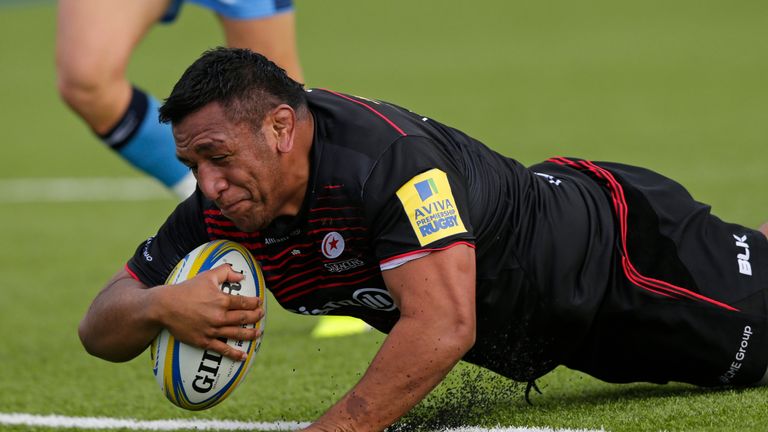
[362,136,476,266]
[125,190,210,287]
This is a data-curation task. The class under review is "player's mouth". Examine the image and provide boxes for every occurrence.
[218,198,250,216]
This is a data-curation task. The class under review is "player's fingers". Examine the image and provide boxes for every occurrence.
[208,263,245,285]
[214,325,263,342]
[222,308,264,326]
[204,338,248,362]
[227,294,262,311]
[223,264,246,283]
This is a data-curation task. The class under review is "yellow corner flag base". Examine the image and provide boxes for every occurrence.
[311,316,371,338]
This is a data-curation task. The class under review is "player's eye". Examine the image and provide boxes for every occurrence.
[210,155,229,164]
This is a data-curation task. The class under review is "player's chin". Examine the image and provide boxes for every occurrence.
[219,205,255,231]
[230,213,269,233]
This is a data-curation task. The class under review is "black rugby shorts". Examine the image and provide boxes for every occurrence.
[548,157,768,387]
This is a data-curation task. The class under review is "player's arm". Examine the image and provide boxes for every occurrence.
[306,244,476,432]
[78,265,263,362]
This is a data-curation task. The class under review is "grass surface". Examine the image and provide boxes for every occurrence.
[0,1,766,431]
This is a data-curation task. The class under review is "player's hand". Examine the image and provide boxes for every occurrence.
[155,264,264,361]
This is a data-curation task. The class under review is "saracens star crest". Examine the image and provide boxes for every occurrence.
[321,231,345,259]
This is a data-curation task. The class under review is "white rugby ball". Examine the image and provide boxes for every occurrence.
[150,240,266,410]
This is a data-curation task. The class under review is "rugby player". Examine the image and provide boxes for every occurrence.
[56,0,303,198]
[78,48,768,431]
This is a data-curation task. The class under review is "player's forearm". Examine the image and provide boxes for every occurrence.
[306,314,475,432]
[79,271,163,362]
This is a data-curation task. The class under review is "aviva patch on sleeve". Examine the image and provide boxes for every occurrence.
[396,168,467,246]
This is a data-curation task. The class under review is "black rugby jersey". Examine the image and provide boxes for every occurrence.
[127,89,617,381]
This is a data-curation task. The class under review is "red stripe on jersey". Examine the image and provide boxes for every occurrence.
[547,156,739,312]
[124,264,140,282]
[278,273,381,303]
[206,227,262,239]
[262,255,323,272]
[267,259,357,290]
[265,263,317,286]
[258,241,315,261]
[274,266,379,297]
[307,216,364,223]
[318,89,407,136]
[236,242,270,252]
[306,226,367,235]
[379,241,476,265]
[204,209,222,216]
[260,250,318,270]
[310,206,360,212]
[205,217,235,227]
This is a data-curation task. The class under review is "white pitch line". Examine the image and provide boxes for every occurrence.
[0,413,606,432]
[0,413,309,431]
[0,177,174,203]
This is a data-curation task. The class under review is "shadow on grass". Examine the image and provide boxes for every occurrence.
[530,377,761,409]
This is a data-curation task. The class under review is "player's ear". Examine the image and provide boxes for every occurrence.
[271,104,296,153]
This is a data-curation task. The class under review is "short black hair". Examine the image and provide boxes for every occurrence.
[159,47,306,126]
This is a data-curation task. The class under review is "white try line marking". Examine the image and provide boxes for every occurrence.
[0,413,605,432]
[0,177,174,203]
[0,413,309,431]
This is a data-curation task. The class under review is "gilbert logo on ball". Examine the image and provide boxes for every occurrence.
[150,240,266,410]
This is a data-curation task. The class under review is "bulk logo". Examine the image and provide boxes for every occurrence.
[733,234,752,276]
[396,169,467,246]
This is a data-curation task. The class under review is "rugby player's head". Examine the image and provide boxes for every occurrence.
[159,47,307,129]
[165,47,313,233]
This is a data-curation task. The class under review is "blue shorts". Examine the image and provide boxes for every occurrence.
[162,0,293,22]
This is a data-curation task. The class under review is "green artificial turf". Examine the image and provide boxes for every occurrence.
[0,1,765,431]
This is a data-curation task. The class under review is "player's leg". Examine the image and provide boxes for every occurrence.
[552,160,768,387]
[56,0,195,198]
[750,221,768,385]
[752,222,768,385]
[214,6,304,82]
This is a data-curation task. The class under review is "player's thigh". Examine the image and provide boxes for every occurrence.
[217,12,302,81]
[56,0,173,84]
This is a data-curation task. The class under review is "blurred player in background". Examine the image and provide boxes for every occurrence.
[55,0,302,198]
[56,0,365,337]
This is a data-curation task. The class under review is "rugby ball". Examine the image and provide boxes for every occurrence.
[150,240,266,410]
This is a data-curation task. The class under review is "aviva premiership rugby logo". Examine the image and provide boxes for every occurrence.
[396,168,467,246]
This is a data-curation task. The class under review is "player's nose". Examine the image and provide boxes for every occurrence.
[196,164,228,200]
